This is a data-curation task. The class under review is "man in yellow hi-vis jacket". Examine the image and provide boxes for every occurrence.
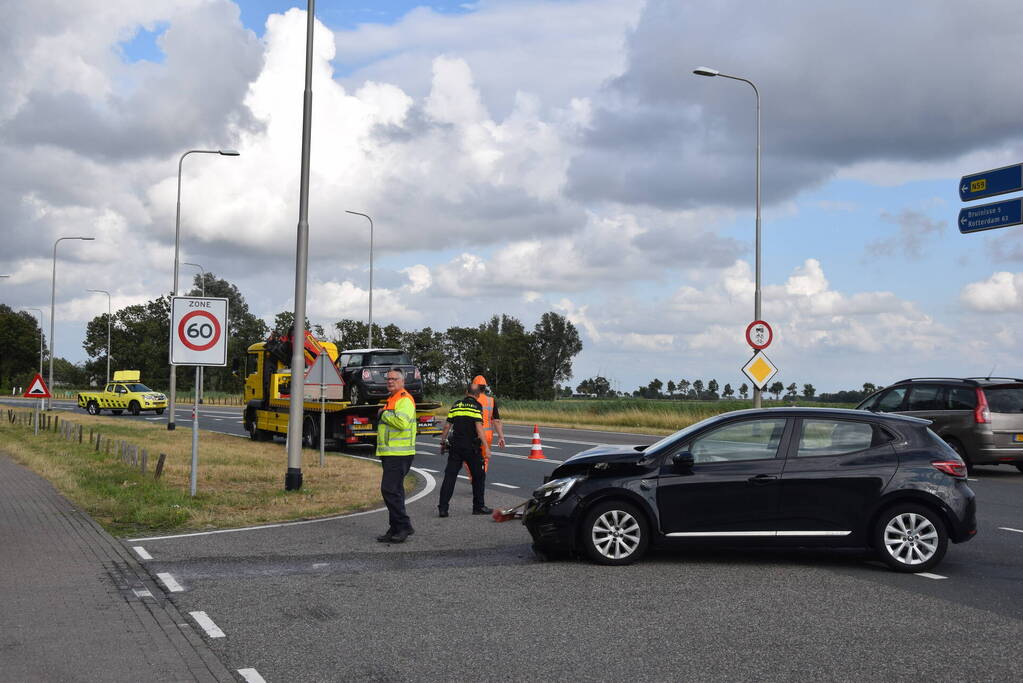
[376,368,418,543]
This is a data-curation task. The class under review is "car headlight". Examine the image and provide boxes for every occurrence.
[533,475,584,502]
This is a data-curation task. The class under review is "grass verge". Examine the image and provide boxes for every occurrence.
[1,409,389,536]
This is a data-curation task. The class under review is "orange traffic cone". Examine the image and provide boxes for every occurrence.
[528,424,546,460]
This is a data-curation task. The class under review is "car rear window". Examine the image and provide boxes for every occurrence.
[983,386,1023,413]
[947,387,976,410]
[366,352,411,366]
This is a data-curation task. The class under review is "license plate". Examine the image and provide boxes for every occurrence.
[1014,434,1023,443]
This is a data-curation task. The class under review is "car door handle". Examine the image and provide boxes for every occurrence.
[748,474,778,485]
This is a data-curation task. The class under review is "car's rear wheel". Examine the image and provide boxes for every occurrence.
[580,500,649,566]
[349,385,363,405]
[155,408,165,415]
[302,415,318,449]
[945,439,973,473]
[128,401,141,416]
[86,401,100,416]
[874,504,948,573]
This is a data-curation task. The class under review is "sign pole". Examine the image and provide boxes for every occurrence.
[34,398,39,435]
[190,366,200,496]
[319,384,325,467]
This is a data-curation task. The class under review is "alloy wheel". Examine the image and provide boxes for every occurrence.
[883,512,938,566]
[591,509,642,560]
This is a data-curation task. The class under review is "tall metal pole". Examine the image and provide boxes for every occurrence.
[345,210,374,347]
[50,237,94,409]
[285,0,316,492]
[184,263,206,404]
[693,67,763,408]
[168,149,239,430]
[87,289,111,382]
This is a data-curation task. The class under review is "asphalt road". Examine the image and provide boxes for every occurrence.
[7,397,1023,680]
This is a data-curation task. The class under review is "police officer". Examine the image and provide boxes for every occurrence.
[438,383,492,516]
[376,368,418,543]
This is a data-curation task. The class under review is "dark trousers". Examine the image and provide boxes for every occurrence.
[438,444,486,511]
[380,455,414,533]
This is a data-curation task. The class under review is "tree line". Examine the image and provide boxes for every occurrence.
[3,272,582,400]
[572,375,882,403]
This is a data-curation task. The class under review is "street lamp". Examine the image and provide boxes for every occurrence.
[693,66,764,409]
[167,148,240,430]
[345,210,374,348]
[21,307,44,374]
[86,289,111,383]
[183,262,206,404]
[50,237,94,409]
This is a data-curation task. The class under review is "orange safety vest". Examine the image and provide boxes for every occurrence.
[477,393,495,444]
[384,388,414,411]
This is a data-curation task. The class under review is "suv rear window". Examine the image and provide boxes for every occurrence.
[984,386,1023,413]
[947,387,976,410]
[366,352,411,366]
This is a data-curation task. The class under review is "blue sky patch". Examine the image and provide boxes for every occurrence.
[118,21,169,64]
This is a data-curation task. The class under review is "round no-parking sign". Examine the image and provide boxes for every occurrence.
[170,297,230,366]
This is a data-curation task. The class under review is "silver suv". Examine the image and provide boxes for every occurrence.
[857,377,1023,473]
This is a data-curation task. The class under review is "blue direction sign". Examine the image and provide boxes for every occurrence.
[958,198,1023,234]
[959,163,1023,202]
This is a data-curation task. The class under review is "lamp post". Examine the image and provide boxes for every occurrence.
[50,236,94,409]
[693,66,763,409]
[167,148,239,430]
[86,289,111,383]
[183,262,206,404]
[345,210,374,348]
[285,0,316,492]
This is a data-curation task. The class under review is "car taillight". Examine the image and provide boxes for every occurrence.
[362,369,371,381]
[974,388,991,424]
[414,368,421,380]
[932,460,967,478]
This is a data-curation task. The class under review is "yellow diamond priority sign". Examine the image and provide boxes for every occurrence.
[742,351,778,390]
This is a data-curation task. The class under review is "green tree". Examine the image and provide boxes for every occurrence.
[677,379,691,399]
[0,304,47,390]
[707,378,720,399]
[83,297,171,389]
[769,381,784,400]
[693,379,704,399]
[863,382,877,395]
[442,326,481,389]
[739,382,749,399]
[402,326,445,394]
[802,383,816,399]
[648,378,664,398]
[529,312,582,400]
[786,382,798,400]
[52,357,90,388]
[723,383,734,398]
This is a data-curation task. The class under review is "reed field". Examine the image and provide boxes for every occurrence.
[0,408,389,536]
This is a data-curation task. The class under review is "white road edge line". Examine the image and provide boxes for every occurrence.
[917,572,947,580]
[492,482,519,489]
[127,465,437,542]
[999,527,1023,534]
[457,474,470,480]
[189,611,226,638]
[238,669,267,683]
[132,546,152,560]
[156,572,184,592]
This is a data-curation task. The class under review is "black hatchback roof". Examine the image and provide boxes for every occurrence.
[709,407,931,426]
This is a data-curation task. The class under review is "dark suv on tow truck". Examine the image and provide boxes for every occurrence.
[336,348,425,405]
[858,377,1023,473]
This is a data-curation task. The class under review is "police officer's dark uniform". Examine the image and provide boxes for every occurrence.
[438,393,491,516]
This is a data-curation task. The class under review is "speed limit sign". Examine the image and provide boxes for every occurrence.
[170,297,229,366]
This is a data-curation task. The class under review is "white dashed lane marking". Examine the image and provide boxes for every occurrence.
[492,482,519,489]
[189,611,226,638]
[133,589,153,598]
[418,467,439,473]
[132,546,152,560]
[238,669,267,683]
[156,572,184,592]
[1000,527,1023,534]
[917,572,947,580]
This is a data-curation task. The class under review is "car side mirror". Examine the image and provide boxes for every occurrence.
[672,451,695,471]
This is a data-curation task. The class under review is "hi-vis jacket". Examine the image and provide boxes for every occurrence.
[376,389,417,456]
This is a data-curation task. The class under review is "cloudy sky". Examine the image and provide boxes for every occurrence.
[4,0,1023,393]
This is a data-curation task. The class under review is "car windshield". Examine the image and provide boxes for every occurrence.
[643,414,727,456]
[125,383,153,392]
[984,386,1023,413]
[367,352,411,366]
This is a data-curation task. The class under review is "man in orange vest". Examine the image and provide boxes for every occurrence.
[375,368,418,543]
[472,375,505,471]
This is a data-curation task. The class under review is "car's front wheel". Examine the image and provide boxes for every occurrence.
[349,384,363,405]
[86,401,100,416]
[874,504,948,573]
[155,408,165,415]
[580,500,649,566]
[128,401,141,416]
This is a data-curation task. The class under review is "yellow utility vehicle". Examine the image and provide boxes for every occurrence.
[241,332,442,446]
[76,371,168,416]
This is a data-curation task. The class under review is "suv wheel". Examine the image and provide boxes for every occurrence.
[945,439,973,474]
[128,401,141,416]
[580,500,649,566]
[86,401,100,416]
[874,504,948,573]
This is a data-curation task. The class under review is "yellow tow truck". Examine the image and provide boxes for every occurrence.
[241,332,442,446]
[77,370,168,416]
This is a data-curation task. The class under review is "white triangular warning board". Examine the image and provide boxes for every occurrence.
[25,373,51,398]
[305,352,345,387]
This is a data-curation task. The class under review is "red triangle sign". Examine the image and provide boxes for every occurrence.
[25,373,51,398]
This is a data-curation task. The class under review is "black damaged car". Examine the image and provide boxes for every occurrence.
[524,408,976,572]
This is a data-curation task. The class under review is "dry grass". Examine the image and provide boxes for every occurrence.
[1,408,391,536]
